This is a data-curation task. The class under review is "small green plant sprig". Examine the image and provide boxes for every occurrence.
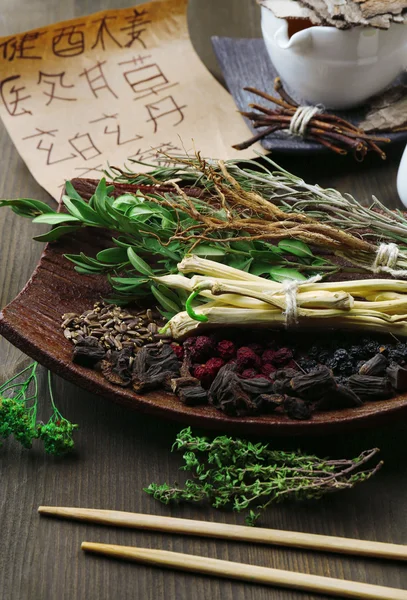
[0,364,77,456]
[145,427,382,526]
[0,178,336,316]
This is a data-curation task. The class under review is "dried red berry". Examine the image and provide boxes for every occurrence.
[261,349,277,364]
[185,335,215,362]
[240,368,259,379]
[261,363,277,377]
[285,360,298,371]
[217,340,236,361]
[247,343,263,356]
[171,343,184,360]
[273,347,293,366]
[237,347,261,371]
[194,357,225,388]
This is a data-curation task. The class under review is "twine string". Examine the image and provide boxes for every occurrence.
[289,105,323,137]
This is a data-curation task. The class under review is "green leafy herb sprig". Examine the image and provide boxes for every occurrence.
[0,178,337,316]
[0,364,77,456]
[145,428,382,526]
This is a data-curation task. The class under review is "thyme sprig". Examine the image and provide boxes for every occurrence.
[0,363,77,455]
[145,428,382,525]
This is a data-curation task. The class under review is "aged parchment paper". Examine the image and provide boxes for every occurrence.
[0,0,259,199]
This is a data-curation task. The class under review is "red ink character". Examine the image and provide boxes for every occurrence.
[36,139,77,165]
[22,127,58,139]
[0,32,45,61]
[120,8,151,49]
[69,132,101,160]
[52,24,85,58]
[91,16,122,51]
[145,96,186,133]
[0,75,31,116]
[80,60,118,99]
[37,71,77,106]
[103,124,143,146]
[119,57,177,101]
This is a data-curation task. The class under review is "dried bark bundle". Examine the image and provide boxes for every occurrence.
[102,348,133,387]
[73,336,106,368]
[259,0,407,29]
[234,82,390,157]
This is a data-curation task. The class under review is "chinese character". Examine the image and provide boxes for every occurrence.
[69,132,101,160]
[36,139,77,165]
[22,127,58,139]
[129,142,182,164]
[0,75,31,116]
[74,164,104,177]
[91,16,122,51]
[52,24,85,57]
[103,124,143,146]
[0,32,45,61]
[89,113,118,123]
[79,60,118,99]
[145,96,186,133]
[119,57,177,101]
[37,71,77,106]
[120,8,151,49]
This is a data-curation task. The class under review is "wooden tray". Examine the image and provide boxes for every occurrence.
[1,178,407,436]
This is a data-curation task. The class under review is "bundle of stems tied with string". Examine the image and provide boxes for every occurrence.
[3,152,407,338]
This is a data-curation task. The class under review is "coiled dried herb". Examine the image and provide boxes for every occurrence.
[145,427,382,525]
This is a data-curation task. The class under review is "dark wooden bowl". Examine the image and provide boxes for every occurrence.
[1,178,407,436]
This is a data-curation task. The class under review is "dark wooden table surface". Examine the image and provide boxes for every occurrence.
[1,1,406,599]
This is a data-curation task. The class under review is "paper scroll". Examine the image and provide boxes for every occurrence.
[0,0,259,199]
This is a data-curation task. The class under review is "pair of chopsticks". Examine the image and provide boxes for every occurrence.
[39,506,407,600]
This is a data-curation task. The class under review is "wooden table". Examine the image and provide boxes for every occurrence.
[0,1,406,599]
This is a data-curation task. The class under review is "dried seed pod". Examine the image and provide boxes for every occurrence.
[63,329,72,340]
[317,385,363,411]
[347,375,394,401]
[178,386,208,406]
[283,396,312,420]
[73,344,106,367]
[386,363,407,391]
[289,366,336,402]
[359,353,388,376]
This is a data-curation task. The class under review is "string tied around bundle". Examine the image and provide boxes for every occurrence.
[372,243,407,278]
[280,275,322,326]
[289,105,324,137]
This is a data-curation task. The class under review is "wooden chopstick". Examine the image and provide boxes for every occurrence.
[38,506,407,562]
[81,542,407,600]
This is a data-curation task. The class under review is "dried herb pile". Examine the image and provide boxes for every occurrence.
[0,363,77,456]
[145,428,382,525]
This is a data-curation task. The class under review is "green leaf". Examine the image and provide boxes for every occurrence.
[278,239,314,258]
[74,266,101,275]
[96,247,129,264]
[230,241,254,252]
[228,257,253,272]
[63,197,102,225]
[250,250,285,264]
[155,283,183,308]
[109,276,148,286]
[127,247,154,276]
[33,225,81,242]
[151,285,181,315]
[268,267,307,283]
[65,180,84,202]
[32,213,81,225]
[64,254,103,271]
[193,245,226,258]
[250,262,274,277]
[0,199,55,218]
[312,257,329,266]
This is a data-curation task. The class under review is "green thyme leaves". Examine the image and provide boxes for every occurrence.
[145,428,382,526]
